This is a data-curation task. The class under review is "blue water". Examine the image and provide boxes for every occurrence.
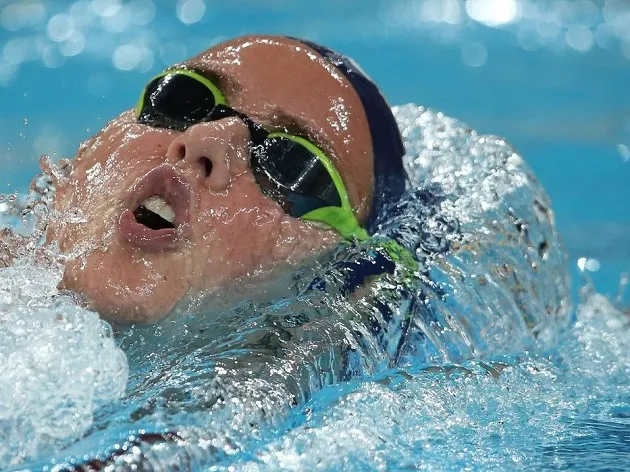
[1,1,629,470]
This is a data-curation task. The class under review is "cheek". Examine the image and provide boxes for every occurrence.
[265,213,342,270]
[189,179,340,288]
[51,172,124,256]
[60,246,192,324]
[197,175,283,225]
[194,180,286,260]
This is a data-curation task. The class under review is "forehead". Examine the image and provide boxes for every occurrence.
[183,36,374,219]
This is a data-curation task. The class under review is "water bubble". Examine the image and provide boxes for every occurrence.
[128,0,155,26]
[466,0,521,27]
[565,24,594,52]
[461,41,488,67]
[0,1,46,31]
[46,13,75,42]
[577,257,600,272]
[176,0,206,25]
[91,0,122,17]
[59,30,86,57]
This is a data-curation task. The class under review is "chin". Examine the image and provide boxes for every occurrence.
[61,273,181,325]
[58,250,191,326]
[94,299,176,326]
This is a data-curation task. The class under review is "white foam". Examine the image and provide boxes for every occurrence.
[0,262,128,468]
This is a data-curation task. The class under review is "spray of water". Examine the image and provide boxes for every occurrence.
[0,156,128,468]
[2,106,625,470]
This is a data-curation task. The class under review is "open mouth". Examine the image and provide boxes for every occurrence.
[119,166,191,251]
[134,196,176,230]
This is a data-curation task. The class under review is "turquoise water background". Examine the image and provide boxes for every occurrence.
[1,1,630,470]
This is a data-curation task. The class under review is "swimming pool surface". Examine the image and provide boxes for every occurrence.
[1,1,629,470]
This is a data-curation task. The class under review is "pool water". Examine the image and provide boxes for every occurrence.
[1,1,629,470]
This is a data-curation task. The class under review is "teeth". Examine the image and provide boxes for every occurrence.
[141,196,175,223]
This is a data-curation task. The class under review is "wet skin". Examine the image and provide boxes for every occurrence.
[48,36,375,324]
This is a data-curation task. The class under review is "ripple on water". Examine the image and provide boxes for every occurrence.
[224,293,630,472]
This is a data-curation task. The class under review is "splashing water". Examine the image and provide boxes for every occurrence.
[1,105,627,470]
[0,263,128,468]
[224,292,630,471]
[0,157,128,468]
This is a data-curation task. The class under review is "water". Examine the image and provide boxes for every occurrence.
[1,0,629,470]
[228,291,630,471]
[0,263,127,468]
[0,104,616,471]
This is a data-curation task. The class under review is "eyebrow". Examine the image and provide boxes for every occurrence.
[187,64,339,158]
[165,64,227,90]
[258,111,337,156]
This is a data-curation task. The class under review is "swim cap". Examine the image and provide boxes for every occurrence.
[296,39,407,234]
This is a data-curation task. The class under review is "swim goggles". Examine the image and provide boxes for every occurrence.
[135,69,369,241]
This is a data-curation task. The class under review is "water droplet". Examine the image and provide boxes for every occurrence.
[617,143,630,162]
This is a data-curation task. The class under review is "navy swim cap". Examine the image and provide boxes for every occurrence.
[296,39,407,234]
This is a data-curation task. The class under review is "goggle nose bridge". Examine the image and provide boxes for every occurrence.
[135,69,368,240]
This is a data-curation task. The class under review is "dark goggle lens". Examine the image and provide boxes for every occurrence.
[138,74,218,128]
[251,136,341,217]
[136,72,346,222]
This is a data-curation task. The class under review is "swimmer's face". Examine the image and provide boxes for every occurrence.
[49,35,374,324]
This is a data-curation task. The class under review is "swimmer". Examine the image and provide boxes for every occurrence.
[3,35,567,471]
[3,35,408,324]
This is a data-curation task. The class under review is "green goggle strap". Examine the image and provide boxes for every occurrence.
[378,239,419,274]
[267,132,369,241]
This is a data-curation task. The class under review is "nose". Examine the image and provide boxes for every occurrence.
[166,117,251,191]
